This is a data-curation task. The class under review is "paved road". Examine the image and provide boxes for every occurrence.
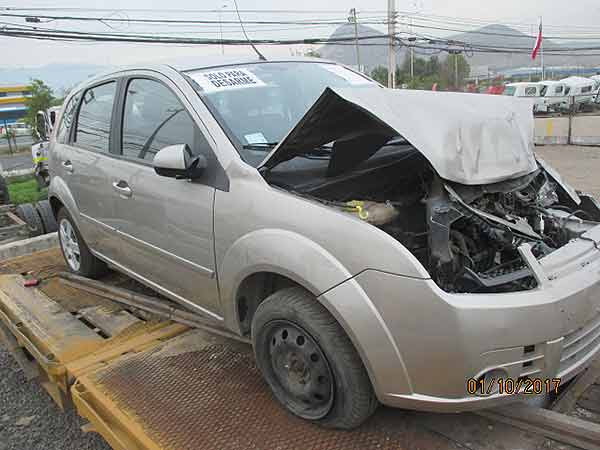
[0,144,598,450]
[0,135,33,153]
[0,152,33,173]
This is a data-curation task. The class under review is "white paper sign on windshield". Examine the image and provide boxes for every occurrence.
[320,64,373,85]
[191,68,266,93]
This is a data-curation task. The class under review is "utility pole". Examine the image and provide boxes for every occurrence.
[408,37,417,80]
[219,3,228,55]
[348,8,361,72]
[387,0,396,88]
[455,53,459,89]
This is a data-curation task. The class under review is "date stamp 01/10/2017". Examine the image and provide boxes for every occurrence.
[466,377,562,396]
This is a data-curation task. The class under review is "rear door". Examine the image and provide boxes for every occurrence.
[105,75,222,319]
[54,80,120,255]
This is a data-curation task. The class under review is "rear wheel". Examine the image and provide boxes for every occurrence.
[15,203,43,237]
[252,287,378,429]
[57,208,107,278]
[34,200,58,233]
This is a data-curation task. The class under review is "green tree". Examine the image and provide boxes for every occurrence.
[370,66,388,86]
[23,79,55,137]
[441,53,470,90]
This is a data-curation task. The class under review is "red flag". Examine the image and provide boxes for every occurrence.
[532,19,543,60]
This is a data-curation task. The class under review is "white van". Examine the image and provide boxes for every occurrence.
[539,80,570,111]
[561,76,596,109]
[503,82,546,112]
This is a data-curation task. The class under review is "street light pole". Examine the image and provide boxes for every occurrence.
[387,0,396,88]
[348,8,361,72]
[219,3,227,55]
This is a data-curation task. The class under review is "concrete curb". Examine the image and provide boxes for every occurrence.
[0,232,58,260]
[1,168,34,178]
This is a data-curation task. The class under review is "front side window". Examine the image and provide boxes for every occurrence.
[121,78,209,162]
[555,86,564,94]
[56,91,81,144]
[525,86,538,96]
[75,82,116,153]
[581,85,592,94]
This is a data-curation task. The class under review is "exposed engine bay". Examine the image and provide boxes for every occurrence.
[272,152,600,294]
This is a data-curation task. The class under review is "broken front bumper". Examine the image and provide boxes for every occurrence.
[329,228,600,412]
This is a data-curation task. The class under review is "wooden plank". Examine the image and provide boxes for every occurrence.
[78,306,141,338]
[553,357,600,413]
[0,274,104,362]
[477,403,600,450]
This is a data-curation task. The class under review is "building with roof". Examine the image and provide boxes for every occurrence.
[0,84,31,128]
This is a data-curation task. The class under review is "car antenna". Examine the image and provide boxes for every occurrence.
[232,0,267,61]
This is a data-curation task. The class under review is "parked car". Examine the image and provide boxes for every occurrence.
[539,80,570,112]
[561,76,596,110]
[32,105,61,189]
[503,82,547,112]
[48,57,600,429]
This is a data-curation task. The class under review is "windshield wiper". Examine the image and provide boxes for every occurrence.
[242,142,279,151]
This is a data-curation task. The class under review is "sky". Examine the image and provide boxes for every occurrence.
[1,0,600,67]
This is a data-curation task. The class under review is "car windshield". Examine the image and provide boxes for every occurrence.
[186,61,376,167]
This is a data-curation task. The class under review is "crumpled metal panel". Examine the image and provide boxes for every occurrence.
[90,331,454,450]
[260,86,538,185]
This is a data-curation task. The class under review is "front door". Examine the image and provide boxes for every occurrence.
[105,77,221,319]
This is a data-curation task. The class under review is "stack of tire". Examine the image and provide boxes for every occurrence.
[15,200,58,237]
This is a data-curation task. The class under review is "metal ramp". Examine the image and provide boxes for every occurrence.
[1,249,600,450]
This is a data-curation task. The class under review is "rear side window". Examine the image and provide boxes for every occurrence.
[121,78,210,162]
[56,92,81,144]
[525,86,538,96]
[75,82,116,153]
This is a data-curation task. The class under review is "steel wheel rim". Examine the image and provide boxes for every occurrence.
[59,218,81,271]
[264,320,334,420]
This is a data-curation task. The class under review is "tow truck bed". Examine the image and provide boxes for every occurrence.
[1,246,599,450]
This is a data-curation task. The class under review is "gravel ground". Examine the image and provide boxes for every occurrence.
[0,144,598,449]
[0,348,110,450]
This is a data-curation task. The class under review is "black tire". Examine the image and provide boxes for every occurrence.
[15,203,43,237]
[34,200,58,233]
[56,207,107,278]
[252,287,378,429]
[0,175,9,205]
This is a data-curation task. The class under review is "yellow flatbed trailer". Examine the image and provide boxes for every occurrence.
[1,247,600,450]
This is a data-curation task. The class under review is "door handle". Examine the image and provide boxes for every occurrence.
[112,181,132,198]
[62,160,73,173]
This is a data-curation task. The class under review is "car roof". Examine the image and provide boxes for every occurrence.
[170,55,333,72]
[72,55,339,93]
[506,82,539,87]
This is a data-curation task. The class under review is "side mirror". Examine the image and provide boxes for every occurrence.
[153,144,207,180]
[35,111,48,141]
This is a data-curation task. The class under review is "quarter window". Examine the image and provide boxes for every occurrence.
[121,78,209,162]
[56,91,81,144]
[75,82,116,153]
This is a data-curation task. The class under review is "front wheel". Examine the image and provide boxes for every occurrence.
[57,208,107,278]
[252,287,378,429]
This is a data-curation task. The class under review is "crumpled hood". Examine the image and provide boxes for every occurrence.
[258,86,538,185]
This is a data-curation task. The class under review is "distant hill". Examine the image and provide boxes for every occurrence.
[447,24,600,72]
[319,23,600,76]
[318,23,406,73]
[0,64,105,93]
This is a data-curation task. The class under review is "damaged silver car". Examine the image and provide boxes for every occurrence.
[48,58,600,429]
